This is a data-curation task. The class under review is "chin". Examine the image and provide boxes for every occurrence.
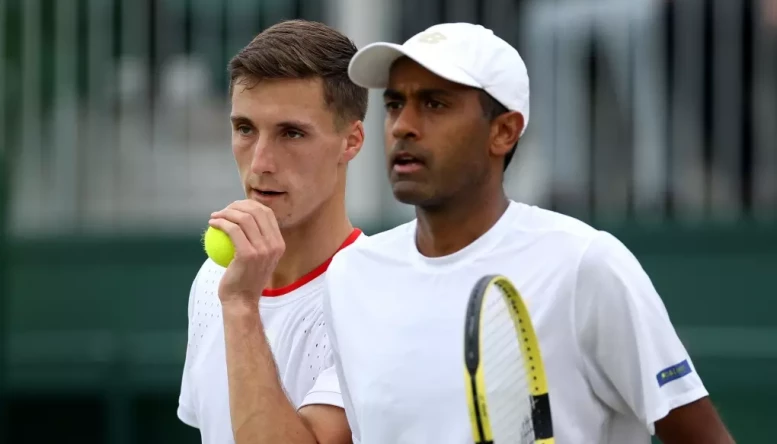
[272,209,299,230]
[275,204,319,231]
[391,182,435,206]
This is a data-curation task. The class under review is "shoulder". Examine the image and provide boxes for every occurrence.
[351,221,416,254]
[329,221,416,277]
[505,203,642,282]
[507,202,600,244]
[187,258,222,293]
[192,258,225,287]
[185,259,224,314]
[573,229,658,314]
[510,204,647,292]
[501,203,603,266]
[578,230,644,282]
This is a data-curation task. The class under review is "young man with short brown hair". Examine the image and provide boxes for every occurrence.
[178,19,366,444]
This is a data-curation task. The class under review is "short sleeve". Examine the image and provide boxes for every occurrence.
[298,364,343,409]
[574,231,708,434]
[177,278,199,428]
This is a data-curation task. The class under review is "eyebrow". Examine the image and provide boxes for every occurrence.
[277,120,315,133]
[230,115,253,126]
[383,88,404,101]
[383,88,456,101]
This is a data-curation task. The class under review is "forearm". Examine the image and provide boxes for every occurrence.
[222,301,317,444]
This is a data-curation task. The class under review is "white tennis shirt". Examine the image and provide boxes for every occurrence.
[324,202,707,444]
[177,228,363,444]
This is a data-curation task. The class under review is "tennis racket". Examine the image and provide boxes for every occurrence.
[464,274,554,444]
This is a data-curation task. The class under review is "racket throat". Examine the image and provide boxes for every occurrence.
[468,375,494,444]
[531,393,554,440]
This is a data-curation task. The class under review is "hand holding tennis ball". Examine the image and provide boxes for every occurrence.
[203,226,235,268]
[206,200,286,306]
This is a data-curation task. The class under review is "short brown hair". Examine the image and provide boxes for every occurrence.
[228,19,368,125]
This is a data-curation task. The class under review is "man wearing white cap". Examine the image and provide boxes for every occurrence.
[323,23,734,443]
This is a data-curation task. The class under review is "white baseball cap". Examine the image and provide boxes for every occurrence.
[348,23,530,134]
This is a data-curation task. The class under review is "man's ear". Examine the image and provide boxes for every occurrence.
[340,120,365,164]
[490,111,524,158]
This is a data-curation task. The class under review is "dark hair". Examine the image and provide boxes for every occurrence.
[228,19,368,125]
[478,91,518,171]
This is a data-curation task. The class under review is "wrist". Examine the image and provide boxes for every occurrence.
[221,297,260,316]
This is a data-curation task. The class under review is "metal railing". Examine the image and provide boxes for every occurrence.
[520,0,777,223]
[3,0,776,237]
[2,0,325,236]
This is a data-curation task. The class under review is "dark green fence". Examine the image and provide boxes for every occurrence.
[3,223,776,443]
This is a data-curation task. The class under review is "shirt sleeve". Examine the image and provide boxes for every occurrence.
[574,231,708,434]
[177,277,199,429]
[298,364,344,409]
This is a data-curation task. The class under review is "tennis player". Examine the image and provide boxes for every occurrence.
[324,23,734,443]
[177,20,364,444]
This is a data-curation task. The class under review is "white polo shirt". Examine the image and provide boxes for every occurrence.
[178,229,363,444]
[324,202,707,444]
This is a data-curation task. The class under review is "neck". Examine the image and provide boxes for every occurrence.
[415,181,508,258]
[268,188,353,290]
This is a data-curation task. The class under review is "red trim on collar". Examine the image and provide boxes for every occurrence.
[261,228,362,297]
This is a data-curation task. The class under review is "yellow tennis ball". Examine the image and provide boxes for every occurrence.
[203,226,235,268]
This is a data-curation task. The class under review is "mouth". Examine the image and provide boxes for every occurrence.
[251,188,286,199]
[391,152,425,174]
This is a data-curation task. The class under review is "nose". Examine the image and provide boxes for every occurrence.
[390,106,420,141]
[249,136,277,175]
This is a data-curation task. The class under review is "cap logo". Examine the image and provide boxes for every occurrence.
[417,32,447,44]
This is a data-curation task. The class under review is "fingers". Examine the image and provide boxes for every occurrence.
[209,200,285,261]
[234,201,283,249]
[213,208,263,247]
[221,200,281,246]
[208,217,253,258]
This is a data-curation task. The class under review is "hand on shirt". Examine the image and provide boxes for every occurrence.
[208,199,285,307]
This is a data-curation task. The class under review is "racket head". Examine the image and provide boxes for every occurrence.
[464,274,554,444]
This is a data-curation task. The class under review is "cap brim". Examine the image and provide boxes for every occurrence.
[348,42,482,90]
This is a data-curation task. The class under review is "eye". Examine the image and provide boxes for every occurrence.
[425,99,445,109]
[284,129,304,139]
[236,125,252,136]
[384,101,402,111]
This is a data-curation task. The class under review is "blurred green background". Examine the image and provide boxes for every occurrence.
[2,0,776,442]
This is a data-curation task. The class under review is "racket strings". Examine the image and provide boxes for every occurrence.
[481,285,535,443]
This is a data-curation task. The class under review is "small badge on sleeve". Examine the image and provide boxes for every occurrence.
[656,359,693,387]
